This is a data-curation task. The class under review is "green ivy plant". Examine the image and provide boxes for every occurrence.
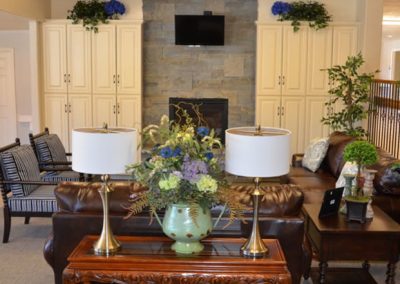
[321,53,379,138]
[67,0,126,32]
[271,1,331,32]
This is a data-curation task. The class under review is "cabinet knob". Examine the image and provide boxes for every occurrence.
[113,105,116,114]
[63,74,67,83]
[277,106,280,116]
[64,104,68,113]
[68,74,71,83]
[117,103,120,114]
[117,74,120,85]
[281,106,285,116]
[278,76,281,85]
[282,76,285,85]
[69,104,72,113]
[113,75,116,84]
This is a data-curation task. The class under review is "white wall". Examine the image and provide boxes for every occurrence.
[380,37,400,79]
[0,30,32,143]
[50,0,143,20]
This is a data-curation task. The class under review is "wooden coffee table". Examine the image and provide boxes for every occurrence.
[303,204,400,284]
[63,235,291,284]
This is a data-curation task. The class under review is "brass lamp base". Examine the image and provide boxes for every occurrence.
[241,177,268,258]
[93,174,121,255]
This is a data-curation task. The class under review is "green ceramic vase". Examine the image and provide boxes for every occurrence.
[162,203,212,254]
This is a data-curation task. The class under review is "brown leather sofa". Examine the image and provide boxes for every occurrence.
[287,131,400,222]
[44,182,307,284]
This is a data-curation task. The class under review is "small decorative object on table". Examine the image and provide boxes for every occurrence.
[271,1,331,32]
[67,0,126,32]
[343,140,378,223]
[126,111,245,254]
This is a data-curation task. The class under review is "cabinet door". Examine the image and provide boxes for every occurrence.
[256,25,282,96]
[281,26,308,96]
[304,96,330,146]
[92,94,117,128]
[67,25,91,94]
[255,96,281,127]
[44,94,69,149]
[92,25,116,94]
[43,24,67,93]
[281,97,305,154]
[68,94,92,150]
[307,28,332,95]
[332,26,358,66]
[117,95,142,129]
[117,24,142,95]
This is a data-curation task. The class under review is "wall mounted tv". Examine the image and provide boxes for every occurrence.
[175,15,225,46]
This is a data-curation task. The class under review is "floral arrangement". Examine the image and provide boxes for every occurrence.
[271,1,331,32]
[67,0,126,32]
[126,110,245,226]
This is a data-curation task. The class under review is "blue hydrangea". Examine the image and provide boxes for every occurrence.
[204,152,214,161]
[172,147,182,157]
[196,126,210,137]
[160,147,173,158]
[104,0,126,17]
[271,1,291,16]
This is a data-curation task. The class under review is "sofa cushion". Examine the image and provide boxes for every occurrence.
[302,137,329,172]
[288,175,336,204]
[0,145,41,197]
[320,132,356,178]
[7,185,57,212]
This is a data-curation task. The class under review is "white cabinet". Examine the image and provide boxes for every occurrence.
[256,96,305,154]
[42,20,143,151]
[256,22,358,153]
[92,22,142,129]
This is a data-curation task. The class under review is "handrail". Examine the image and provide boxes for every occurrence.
[368,79,400,159]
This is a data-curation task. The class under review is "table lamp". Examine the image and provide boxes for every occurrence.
[72,127,137,255]
[225,126,291,257]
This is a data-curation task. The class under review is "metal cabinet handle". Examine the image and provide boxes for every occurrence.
[113,105,116,114]
[68,104,72,113]
[68,74,71,83]
[277,106,280,116]
[117,103,120,114]
[117,74,120,85]
[113,75,116,84]
[63,74,67,83]
[281,106,285,116]
[282,76,285,85]
[278,76,281,85]
[64,104,68,113]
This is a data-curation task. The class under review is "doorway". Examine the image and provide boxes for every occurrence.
[0,48,17,147]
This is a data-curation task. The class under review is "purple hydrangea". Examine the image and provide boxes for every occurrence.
[182,156,208,182]
[104,0,126,16]
[271,1,291,16]
[196,126,210,137]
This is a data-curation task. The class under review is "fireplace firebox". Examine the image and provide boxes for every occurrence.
[169,98,228,144]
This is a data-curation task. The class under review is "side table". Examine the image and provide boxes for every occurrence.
[63,235,291,284]
[303,204,400,284]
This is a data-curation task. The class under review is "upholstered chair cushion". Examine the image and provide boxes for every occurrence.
[35,134,68,166]
[0,145,41,197]
[302,137,329,172]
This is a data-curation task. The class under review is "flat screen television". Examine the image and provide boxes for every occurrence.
[175,15,225,46]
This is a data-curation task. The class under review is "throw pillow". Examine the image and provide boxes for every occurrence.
[35,134,67,168]
[302,137,329,172]
[0,145,41,197]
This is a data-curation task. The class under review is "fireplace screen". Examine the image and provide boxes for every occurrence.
[169,98,228,144]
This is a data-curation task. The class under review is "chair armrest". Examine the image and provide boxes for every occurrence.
[40,166,73,172]
[1,180,58,185]
[40,161,72,166]
[292,153,304,167]
[66,153,72,157]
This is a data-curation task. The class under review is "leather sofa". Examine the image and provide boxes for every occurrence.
[44,182,307,284]
[287,131,400,222]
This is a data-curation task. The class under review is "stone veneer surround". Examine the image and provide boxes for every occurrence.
[143,0,257,127]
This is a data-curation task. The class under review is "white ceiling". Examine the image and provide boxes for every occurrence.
[0,10,29,30]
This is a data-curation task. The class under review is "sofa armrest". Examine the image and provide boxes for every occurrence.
[292,153,304,167]
[43,232,55,274]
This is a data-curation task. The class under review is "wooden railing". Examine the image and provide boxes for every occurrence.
[368,79,400,159]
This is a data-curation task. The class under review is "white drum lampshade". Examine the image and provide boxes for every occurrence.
[225,127,291,178]
[72,128,137,175]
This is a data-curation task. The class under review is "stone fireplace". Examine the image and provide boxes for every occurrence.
[169,97,228,143]
[143,0,257,128]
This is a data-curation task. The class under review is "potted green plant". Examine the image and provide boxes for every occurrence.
[321,53,378,138]
[343,140,378,222]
